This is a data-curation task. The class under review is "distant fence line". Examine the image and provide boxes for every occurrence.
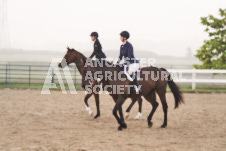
[0,61,195,69]
[0,61,194,89]
[0,62,226,91]
[0,63,80,88]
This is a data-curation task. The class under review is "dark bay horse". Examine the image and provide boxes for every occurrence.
[82,59,184,130]
[58,47,143,119]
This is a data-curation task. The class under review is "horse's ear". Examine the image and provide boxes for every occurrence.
[67,46,70,52]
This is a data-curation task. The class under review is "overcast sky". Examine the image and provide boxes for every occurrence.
[6,0,225,56]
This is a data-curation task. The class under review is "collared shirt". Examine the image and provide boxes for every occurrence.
[122,40,127,45]
[118,41,139,65]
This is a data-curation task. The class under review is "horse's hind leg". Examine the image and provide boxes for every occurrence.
[138,97,142,113]
[144,92,158,128]
[94,93,100,119]
[125,99,136,119]
[125,97,143,119]
[84,94,93,116]
[156,89,168,128]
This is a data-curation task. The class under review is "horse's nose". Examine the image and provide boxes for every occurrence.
[58,63,62,68]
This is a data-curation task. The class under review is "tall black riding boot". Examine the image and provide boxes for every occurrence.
[133,73,140,93]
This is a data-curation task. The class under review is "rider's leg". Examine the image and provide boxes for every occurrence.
[133,72,141,93]
[128,63,141,93]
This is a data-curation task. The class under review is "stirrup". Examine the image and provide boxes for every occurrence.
[134,86,141,93]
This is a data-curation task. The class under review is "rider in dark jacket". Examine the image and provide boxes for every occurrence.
[118,41,139,66]
[90,32,106,59]
[117,31,140,93]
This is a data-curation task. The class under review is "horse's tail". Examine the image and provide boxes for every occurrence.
[160,68,184,108]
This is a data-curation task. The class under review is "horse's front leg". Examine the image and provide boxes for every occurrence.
[119,107,127,130]
[125,99,136,119]
[94,93,100,119]
[84,93,93,116]
[113,97,126,130]
[135,97,143,119]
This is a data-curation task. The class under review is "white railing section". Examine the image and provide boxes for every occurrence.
[168,69,226,90]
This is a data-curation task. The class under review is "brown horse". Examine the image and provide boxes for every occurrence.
[81,59,184,130]
[58,47,143,119]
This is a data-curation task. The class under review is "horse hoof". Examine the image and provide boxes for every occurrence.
[148,122,153,128]
[121,122,127,129]
[161,124,167,128]
[125,112,129,119]
[89,112,93,116]
[94,114,100,119]
[118,126,123,131]
[135,112,142,119]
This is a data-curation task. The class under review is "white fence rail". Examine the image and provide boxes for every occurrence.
[168,69,226,90]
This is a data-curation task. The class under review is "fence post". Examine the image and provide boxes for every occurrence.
[29,66,31,88]
[192,69,196,91]
[8,62,10,83]
[5,65,8,88]
[74,69,76,88]
[51,67,55,87]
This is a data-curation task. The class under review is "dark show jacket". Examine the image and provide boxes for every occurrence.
[89,39,106,59]
[118,41,139,65]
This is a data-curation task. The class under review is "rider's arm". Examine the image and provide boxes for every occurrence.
[122,44,134,65]
[116,46,123,64]
[127,44,134,59]
[89,50,96,58]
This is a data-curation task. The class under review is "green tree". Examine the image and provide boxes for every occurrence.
[194,8,226,69]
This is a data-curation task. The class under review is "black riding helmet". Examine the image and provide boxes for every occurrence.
[120,31,130,39]
[90,32,98,37]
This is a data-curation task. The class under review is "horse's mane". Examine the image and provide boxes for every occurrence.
[69,48,87,60]
[68,48,123,71]
[93,60,124,71]
[67,48,87,74]
[101,60,113,66]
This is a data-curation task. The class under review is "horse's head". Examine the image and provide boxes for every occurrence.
[58,47,87,76]
[58,47,77,68]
